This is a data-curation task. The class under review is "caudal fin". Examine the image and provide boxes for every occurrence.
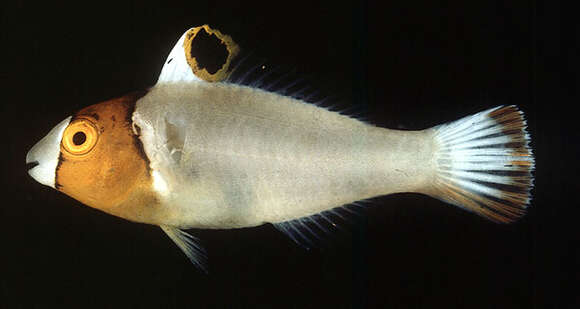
[431,106,535,223]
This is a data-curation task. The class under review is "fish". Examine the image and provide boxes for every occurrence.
[26,25,535,272]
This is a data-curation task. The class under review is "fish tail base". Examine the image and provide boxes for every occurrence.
[430,105,535,223]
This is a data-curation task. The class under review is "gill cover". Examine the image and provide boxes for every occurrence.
[145,25,243,270]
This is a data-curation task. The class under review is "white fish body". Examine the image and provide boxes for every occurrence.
[26,26,535,271]
[134,82,434,229]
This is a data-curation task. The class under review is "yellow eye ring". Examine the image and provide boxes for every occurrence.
[62,118,99,155]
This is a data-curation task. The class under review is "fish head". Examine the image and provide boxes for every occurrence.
[25,24,239,225]
[26,91,155,218]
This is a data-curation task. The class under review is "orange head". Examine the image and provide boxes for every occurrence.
[26,92,163,224]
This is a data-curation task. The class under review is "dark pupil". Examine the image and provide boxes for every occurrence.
[73,131,87,146]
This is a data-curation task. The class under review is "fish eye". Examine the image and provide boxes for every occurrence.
[61,118,99,155]
[73,131,86,145]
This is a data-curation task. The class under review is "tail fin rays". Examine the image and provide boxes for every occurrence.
[431,106,535,223]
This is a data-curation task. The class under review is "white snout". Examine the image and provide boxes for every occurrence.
[26,116,71,188]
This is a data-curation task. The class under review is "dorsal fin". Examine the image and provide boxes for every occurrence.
[157,25,240,84]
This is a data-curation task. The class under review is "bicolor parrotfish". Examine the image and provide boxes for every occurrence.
[26,25,535,271]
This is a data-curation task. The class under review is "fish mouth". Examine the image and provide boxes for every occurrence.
[26,160,40,172]
[25,116,72,188]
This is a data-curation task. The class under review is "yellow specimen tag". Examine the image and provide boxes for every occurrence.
[182,25,240,82]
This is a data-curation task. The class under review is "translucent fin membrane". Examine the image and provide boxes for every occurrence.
[160,225,208,273]
[432,105,535,223]
[273,201,371,249]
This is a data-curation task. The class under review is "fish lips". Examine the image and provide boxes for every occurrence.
[26,116,71,188]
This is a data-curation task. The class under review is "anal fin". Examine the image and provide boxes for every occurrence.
[273,202,369,249]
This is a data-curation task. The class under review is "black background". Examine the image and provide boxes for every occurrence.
[1,1,577,308]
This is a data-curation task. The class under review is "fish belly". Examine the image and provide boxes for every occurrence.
[134,83,435,229]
